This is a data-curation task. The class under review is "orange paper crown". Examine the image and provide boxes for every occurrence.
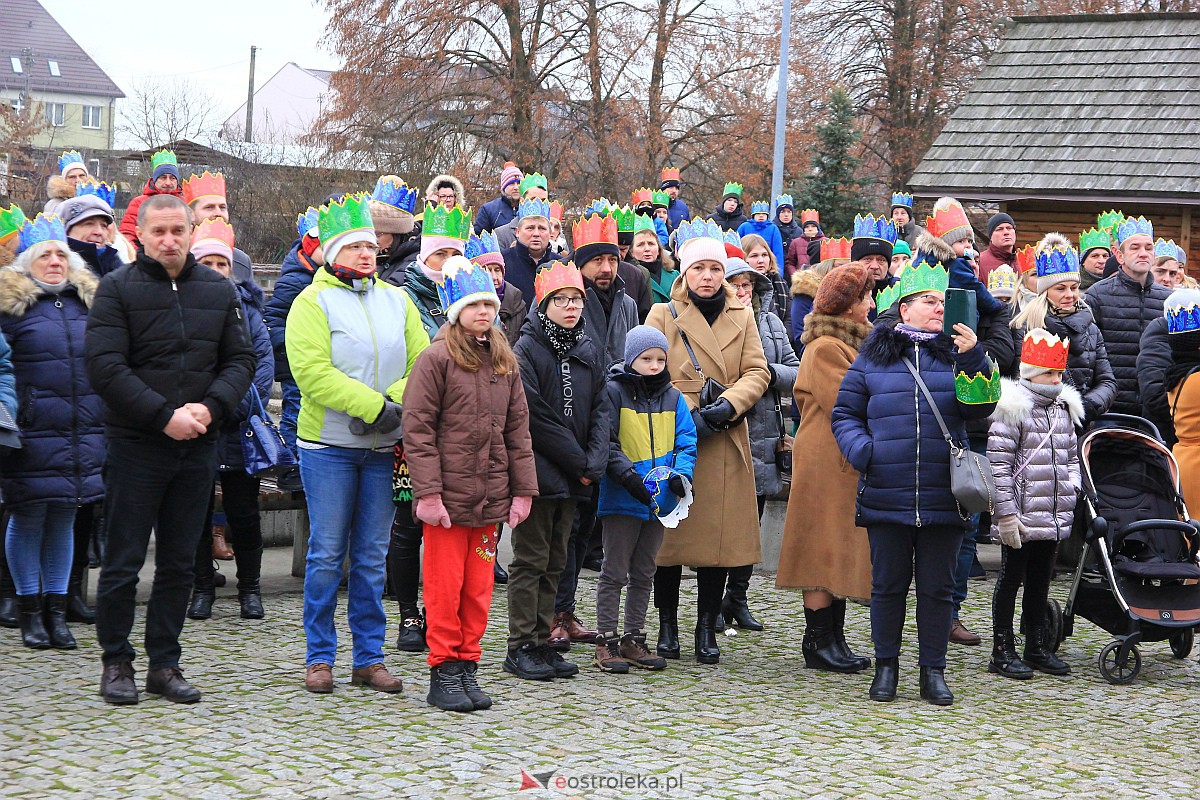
[800,209,820,226]
[548,200,565,222]
[925,198,970,241]
[572,212,618,250]
[631,187,654,207]
[1022,328,1069,372]
[661,167,681,183]
[820,237,852,261]
[182,171,227,206]
[1015,244,1036,275]
[534,260,586,306]
[192,217,236,250]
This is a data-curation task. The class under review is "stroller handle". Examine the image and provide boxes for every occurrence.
[1090,413,1164,441]
[1111,519,1200,562]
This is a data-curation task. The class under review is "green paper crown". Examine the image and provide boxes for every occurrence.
[896,260,949,301]
[150,149,177,171]
[318,192,374,248]
[519,172,547,196]
[875,282,901,313]
[0,203,28,240]
[1079,227,1111,254]
[722,182,743,197]
[423,203,472,240]
[1096,209,1124,234]
[612,205,636,233]
[955,361,1001,405]
[633,214,656,235]
[651,190,671,208]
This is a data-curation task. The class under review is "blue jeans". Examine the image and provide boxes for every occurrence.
[951,437,988,618]
[279,379,301,457]
[5,503,77,596]
[300,446,394,669]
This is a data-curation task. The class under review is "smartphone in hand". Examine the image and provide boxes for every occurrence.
[944,287,978,333]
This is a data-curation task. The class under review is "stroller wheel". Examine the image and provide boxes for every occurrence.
[1098,640,1142,685]
[1169,628,1194,659]
[1046,599,1064,653]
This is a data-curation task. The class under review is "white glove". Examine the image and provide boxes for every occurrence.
[996,515,1023,550]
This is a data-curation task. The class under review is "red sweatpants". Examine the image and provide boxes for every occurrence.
[423,523,497,667]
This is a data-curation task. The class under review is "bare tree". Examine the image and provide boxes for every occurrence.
[117,78,220,150]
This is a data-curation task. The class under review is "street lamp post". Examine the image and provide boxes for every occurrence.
[770,0,790,214]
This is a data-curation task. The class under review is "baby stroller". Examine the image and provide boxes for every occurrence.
[1049,414,1200,684]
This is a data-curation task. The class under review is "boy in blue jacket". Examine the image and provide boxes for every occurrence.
[916,196,1006,317]
[594,326,697,674]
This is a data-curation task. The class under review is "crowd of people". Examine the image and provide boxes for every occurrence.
[0,149,1195,712]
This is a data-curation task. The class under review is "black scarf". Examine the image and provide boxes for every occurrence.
[689,289,725,326]
[589,279,615,320]
[626,363,673,396]
[537,310,586,360]
[1166,331,1200,395]
[639,256,663,282]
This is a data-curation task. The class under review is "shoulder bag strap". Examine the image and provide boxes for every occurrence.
[1171,366,1200,420]
[248,383,267,418]
[668,301,706,380]
[901,355,958,451]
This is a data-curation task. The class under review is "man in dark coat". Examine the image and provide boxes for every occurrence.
[978,212,1017,283]
[660,167,691,232]
[503,202,564,304]
[1136,315,1175,446]
[87,194,255,706]
[474,162,522,234]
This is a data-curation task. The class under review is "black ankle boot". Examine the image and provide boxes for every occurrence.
[1023,624,1070,675]
[656,606,680,659]
[0,557,16,629]
[396,607,427,652]
[66,554,95,624]
[694,611,720,664]
[721,568,764,631]
[802,606,862,673]
[829,599,871,672]
[187,591,215,620]
[235,547,264,619]
[869,657,898,702]
[919,665,954,706]
[17,595,50,649]
[43,593,77,649]
[988,629,1033,679]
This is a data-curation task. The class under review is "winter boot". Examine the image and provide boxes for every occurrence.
[694,611,721,664]
[17,595,50,649]
[593,632,630,674]
[427,663,475,712]
[619,631,667,671]
[869,657,898,702]
[43,593,77,650]
[988,629,1034,679]
[0,555,16,629]
[656,606,680,659]
[67,526,96,623]
[1023,624,1070,675]
[919,665,954,706]
[802,606,862,673]
[187,549,216,620]
[211,525,234,560]
[458,660,493,710]
[830,598,871,671]
[396,608,427,652]
[235,546,265,619]
[721,568,764,631]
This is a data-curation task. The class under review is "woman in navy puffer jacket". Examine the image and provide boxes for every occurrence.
[832,273,998,707]
[0,237,103,650]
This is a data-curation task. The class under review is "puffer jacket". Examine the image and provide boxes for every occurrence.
[497,282,527,345]
[598,364,698,520]
[402,328,538,526]
[286,268,429,449]
[737,218,785,268]
[216,278,275,472]
[263,240,319,382]
[712,201,747,233]
[118,178,184,244]
[666,197,690,231]
[1086,269,1171,414]
[0,264,104,507]
[1136,316,1175,445]
[68,237,125,278]
[581,274,639,369]
[475,194,518,235]
[832,325,999,528]
[988,379,1083,542]
[513,311,611,501]
[789,269,821,354]
[775,215,803,267]
[744,273,799,496]
[400,263,448,339]
[1012,304,1116,424]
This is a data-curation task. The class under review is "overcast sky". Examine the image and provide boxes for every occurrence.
[39,0,338,131]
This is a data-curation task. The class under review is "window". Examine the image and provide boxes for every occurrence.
[10,96,23,114]
[9,57,21,74]
[47,60,60,77]
[82,105,102,129]
[45,102,65,127]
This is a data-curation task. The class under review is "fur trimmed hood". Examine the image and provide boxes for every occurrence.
[801,312,872,349]
[0,262,98,317]
[46,175,74,200]
[916,229,956,265]
[791,268,821,298]
[990,378,1084,428]
[860,322,955,367]
[425,174,466,207]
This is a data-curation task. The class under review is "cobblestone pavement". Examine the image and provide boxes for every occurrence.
[3,552,1199,799]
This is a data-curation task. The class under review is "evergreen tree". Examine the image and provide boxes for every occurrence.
[797,87,866,239]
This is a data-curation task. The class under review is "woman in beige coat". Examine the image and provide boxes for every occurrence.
[777,265,875,674]
[646,221,770,664]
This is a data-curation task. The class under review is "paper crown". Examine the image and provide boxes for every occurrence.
[956,362,1002,405]
[631,188,654,207]
[1155,238,1181,261]
[896,260,949,301]
[612,205,636,234]
[182,171,226,206]
[423,203,472,240]
[643,466,693,528]
[296,206,320,238]
[1097,209,1125,234]
[750,200,770,216]
[1116,215,1152,246]
[0,204,28,241]
[150,149,177,171]
[192,217,236,250]
[852,214,898,244]
[517,198,550,221]
[875,282,900,313]
[987,265,1019,297]
[436,255,498,317]
[1079,228,1111,254]
[776,194,794,210]
[584,198,613,216]
[819,237,852,261]
[1035,241,1080,280]
[722,228,744,257]
[633,214,656,235]
[891,192,914,210]
[58,150,85,174]
[572,211,619,249]
[518,172,547,195]
[675,218,724,253]
[722,182,743,197]
[548,200,564,222]
[925,197,971,242]
[465,230,502,264]
[18,212,67,252]
[534,260,585,306]
[317,193,373,248]
[371,175,418,214]
[1165,289,1200,335]
[800,208,820,226]
[1022,328,1070,371]
[651,190,670,209]
[661,167,681,184]
[1015,244,1037,275]
[76,180,116,207]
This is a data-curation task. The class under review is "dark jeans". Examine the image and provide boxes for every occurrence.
[194,470,263,592]
[388,500,422,614]
[867,523,963,669]
[96,439,218,670]
[554,492,598,614]
[278,378,301,457]
[654,564,730,616]
[992,539,1058,633]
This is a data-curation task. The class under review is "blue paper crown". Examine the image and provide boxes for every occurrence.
[58,150,85,173]
[296,206,320,237]
[776,194,793,210]
[1166,300,1200,335]
[723,229,743,248]
[18,212,67,252]
[1116,216,1153,246]
[852,214,898,244]
[675,218,725,251]
[370,176,418,214]
[891,192,914,210]
[1155,238,1181,260]
[464,230,501,261]
[750,201,770,215]
[76,180,115,206]
[1035,244,1081,279]
[518,198,551,221]
[583,198,613,216]
[436,256,497,313]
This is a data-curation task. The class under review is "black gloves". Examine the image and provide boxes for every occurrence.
[699,398,735,428]
[620,469,653,506]
[349,397,403,436]
[668,475,687,498]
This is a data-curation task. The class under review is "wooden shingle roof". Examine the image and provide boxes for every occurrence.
[907,12,1200,203]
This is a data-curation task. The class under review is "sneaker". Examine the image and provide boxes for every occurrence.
[619,632,667,671]
[537,644,579,678]
[427,663,474,712]
[593,633,630,674]
[502,642,555,681]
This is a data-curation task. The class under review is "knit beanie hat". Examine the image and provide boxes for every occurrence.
[500,162,522,191]
[987,212,1015,239]
[679,237,727,273]
[420,234,466,264]
[813,264,871,316]
[369,200,415,234]
[624,324,669,366]
[850,237,893,263]
[892,240,912,258]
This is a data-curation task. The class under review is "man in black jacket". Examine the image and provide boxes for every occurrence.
[87,195,255,706]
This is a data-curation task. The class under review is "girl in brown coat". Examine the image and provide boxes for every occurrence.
[777,265,875,674]
[402,256,538,712]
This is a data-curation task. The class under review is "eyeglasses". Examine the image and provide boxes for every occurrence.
[550,294,584,308]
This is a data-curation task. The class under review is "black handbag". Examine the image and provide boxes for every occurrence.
[901,356,996,515]
[668,302,750,430]
[240,385,297,475]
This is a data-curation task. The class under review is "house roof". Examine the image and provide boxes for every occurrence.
[907,12,1200,203]
[0,0,124,99]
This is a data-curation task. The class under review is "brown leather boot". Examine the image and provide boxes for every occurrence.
[351,663,404,693]
[949,619,982,646]
[548,611,571,651]
[304,663,334,693]
[211,526,234,561]
[564,612,597,644]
